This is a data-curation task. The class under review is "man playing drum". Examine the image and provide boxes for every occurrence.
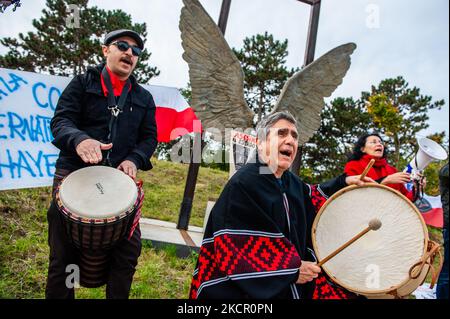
[189,111,373,299]
[46,29,157,299]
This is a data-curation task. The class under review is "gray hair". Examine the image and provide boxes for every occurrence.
[256,111,297,141]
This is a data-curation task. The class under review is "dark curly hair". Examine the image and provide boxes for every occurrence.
[348,132,388,161]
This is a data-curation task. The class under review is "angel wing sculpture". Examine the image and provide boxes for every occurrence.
[180,0,356,145]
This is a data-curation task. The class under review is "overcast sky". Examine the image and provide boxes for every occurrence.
[0,0,448,138]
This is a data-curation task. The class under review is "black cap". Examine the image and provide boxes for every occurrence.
[103,29,144,50]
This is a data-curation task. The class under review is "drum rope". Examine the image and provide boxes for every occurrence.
[408,240,443,289]
[128,180,144,240]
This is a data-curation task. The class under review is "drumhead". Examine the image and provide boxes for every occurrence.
[312,184,427,294]
[58,166,138,219]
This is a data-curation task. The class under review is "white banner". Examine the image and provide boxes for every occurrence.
[0,68,64,190]
[0,67,185,191]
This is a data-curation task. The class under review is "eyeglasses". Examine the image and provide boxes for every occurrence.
[110,41,142,57]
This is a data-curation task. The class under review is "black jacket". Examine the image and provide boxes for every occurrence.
[51,63,158,171]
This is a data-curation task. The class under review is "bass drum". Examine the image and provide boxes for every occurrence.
[312,184,436,299]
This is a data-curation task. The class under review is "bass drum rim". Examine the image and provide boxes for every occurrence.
[311,183,429,297]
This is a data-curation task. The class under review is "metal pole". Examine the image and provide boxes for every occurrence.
[291,0,321,176]
[218,0,232,33]
[177,0,232,230]
[303,1,321,65]
[177,134,202,230]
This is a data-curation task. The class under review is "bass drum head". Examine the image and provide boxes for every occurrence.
[312,184,428,296]
[59,166,138,219]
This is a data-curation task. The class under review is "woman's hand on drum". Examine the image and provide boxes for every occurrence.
[345,175,375,186]
[381,172,411,185]
[118,160,137,179]
[296,261,321,284]
[76,139,113,164]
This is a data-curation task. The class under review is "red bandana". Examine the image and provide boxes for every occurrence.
[100,66,131,96]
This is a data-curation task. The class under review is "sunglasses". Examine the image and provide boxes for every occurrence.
[110,40,142,57]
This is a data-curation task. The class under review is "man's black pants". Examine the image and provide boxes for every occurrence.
[45,169,142,299]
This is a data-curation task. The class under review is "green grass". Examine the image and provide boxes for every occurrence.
[0,186,52,298]
[0,158,227,299]
[75,242,198,299]
[140,159,227,226]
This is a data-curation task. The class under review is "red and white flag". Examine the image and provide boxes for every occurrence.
[414,194,444,228]
[143,85,201,143]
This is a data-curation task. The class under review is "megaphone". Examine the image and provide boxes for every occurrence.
[405,137,448,179]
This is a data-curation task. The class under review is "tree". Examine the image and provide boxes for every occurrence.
[233,32,297,123]
[0,0,159,83]
[302,76,446,188]
[362,76,444,167]
[301,97,373,182]
[421,133,448,195]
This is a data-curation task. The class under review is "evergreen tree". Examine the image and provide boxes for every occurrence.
[233,32,297,123]
[0,0,159,83]
[302,97,372,182]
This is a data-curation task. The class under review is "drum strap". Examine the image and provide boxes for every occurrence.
[408,240,443,289]
[101,66,131,166]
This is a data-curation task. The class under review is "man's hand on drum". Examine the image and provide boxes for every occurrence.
[118,160,137,179]
[345,175,375,186]
[76,139,112,164]
[297,261,321,284]
[381,172,411,185]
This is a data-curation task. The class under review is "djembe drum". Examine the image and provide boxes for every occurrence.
[312,183,442,299]
[55,166,143,288]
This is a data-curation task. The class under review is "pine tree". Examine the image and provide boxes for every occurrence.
[233,32,297,123]
[302,97,372,182]
[0,0,159,83]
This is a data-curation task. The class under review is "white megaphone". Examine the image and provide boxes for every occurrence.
[404,137,448,180]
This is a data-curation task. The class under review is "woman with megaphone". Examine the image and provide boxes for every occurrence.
[344,132,424,202]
